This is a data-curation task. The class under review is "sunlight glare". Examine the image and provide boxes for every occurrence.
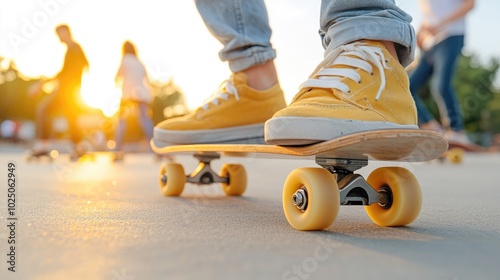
[42,79,58,93]
[106,140,117,150]
[80,73,121,117]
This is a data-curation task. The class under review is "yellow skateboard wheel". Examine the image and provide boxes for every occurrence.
[220,164,247,196]
[447,147,464,164]
[158,163,186,196]
[365,167,422,227]
[282,168,339,231]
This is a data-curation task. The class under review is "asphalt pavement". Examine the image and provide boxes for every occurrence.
[0,146,499,280]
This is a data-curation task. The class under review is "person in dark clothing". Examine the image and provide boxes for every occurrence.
[32,24,89,154]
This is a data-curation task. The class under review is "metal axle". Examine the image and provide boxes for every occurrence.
[185,153,228,185]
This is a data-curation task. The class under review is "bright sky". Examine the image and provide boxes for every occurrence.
[0,0,498,115]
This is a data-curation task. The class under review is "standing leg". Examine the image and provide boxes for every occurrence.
[196,0,276,75]
[137,102,154,141]
[65,104,81,148]
[319,0,415,66]
[58,85,86,155]
[154,0,286,145]
[34,93,58,151]
[266,0,419,145]
[114,105,127,151]
[409,52,440,128]
[431,36,465,132]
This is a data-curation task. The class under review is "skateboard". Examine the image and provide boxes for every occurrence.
[69,150,126,163]
[151,129,447,231]
[444,140,485,164]
[70,150,95,162]
[26,149,58,162]
[112,151,125,162]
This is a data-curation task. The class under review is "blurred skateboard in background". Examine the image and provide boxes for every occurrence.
[69,150,126,163]
[26,149,58,162]
[112,151,125,162]
[444,140,486,164]
[152,129,447,231]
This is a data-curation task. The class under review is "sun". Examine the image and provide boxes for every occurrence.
[80,73,121,117]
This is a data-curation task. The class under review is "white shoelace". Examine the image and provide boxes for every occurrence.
[201,79,239,111]
[300,42,389,101]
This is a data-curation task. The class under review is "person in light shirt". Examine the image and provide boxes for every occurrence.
[114,41,154,154]
[409,0,475,144]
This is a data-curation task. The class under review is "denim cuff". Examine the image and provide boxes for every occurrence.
[323,16,416,67]
[226,48,277,72]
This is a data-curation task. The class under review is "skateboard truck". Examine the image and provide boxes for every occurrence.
[315,157,391,208]
[185,153,228,185]
[179,154,392,208]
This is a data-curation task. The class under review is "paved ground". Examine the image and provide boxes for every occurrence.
[0,146,499,280]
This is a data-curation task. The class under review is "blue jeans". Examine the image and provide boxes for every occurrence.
[195,0,416,71]
[409,35,465,131]
[115,102,154,151]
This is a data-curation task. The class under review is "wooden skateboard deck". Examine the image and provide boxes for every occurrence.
[152,129,448,231]
[151,129,447,162]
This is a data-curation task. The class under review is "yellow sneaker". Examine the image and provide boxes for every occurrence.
[154,72,286,144]
[265,40,418,145]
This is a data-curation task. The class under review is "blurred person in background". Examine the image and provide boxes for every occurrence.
[409,0,475,144]
[113,40,154,157]
[31,24,89,155]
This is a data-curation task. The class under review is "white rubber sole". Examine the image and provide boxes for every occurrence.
[154,123,265,144]
[265,116,419,146]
